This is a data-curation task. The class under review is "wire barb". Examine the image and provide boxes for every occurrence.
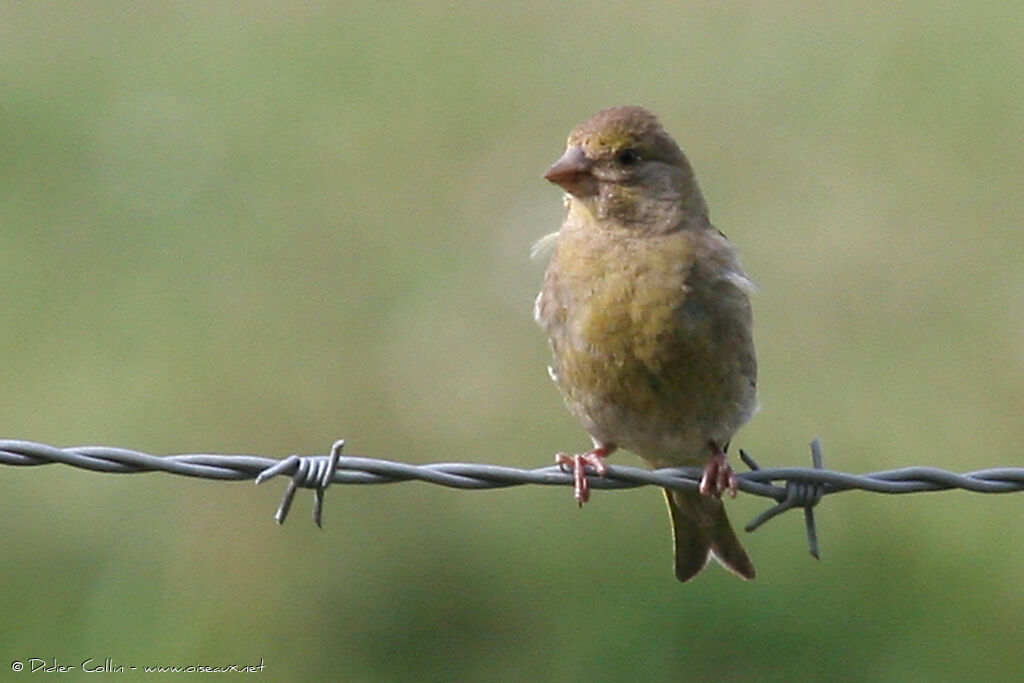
[255,440,345,526]
[741,439,825,558]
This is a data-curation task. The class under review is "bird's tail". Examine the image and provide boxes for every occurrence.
[663,488,756,582]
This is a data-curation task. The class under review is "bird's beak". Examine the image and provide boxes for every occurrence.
[544,146,597,197]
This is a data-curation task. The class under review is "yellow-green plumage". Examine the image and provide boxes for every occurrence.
[536,107,757,581]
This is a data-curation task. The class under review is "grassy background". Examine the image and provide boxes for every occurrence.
[2,2,1023,680]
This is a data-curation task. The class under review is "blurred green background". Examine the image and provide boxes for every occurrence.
[2,2,1023,680]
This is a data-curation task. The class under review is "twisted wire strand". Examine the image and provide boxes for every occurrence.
[3,438,1022,557]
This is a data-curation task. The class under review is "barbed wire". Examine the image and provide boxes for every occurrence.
[3,438,1022,558]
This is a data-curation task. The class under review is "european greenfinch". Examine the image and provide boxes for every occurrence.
[534,106,757,582]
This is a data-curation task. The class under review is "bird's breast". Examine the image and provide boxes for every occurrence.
[538,227,756,461]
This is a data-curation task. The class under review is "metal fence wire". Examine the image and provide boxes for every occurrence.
[3,438,1022,558]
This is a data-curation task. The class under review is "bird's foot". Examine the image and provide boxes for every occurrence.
[555,444,615,506]
[699,444,738,498]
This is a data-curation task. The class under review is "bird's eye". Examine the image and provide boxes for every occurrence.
[616,148,641,166]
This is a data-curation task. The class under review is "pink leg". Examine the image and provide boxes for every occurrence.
[699,442,738,498]
[556,443,616,506]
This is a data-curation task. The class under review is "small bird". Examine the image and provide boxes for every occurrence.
[534,107,757,582]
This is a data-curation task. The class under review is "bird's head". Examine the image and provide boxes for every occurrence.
[545,106,707,232]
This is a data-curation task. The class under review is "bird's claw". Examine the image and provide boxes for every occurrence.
[699,447,738,498]
[556,446,612,506]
